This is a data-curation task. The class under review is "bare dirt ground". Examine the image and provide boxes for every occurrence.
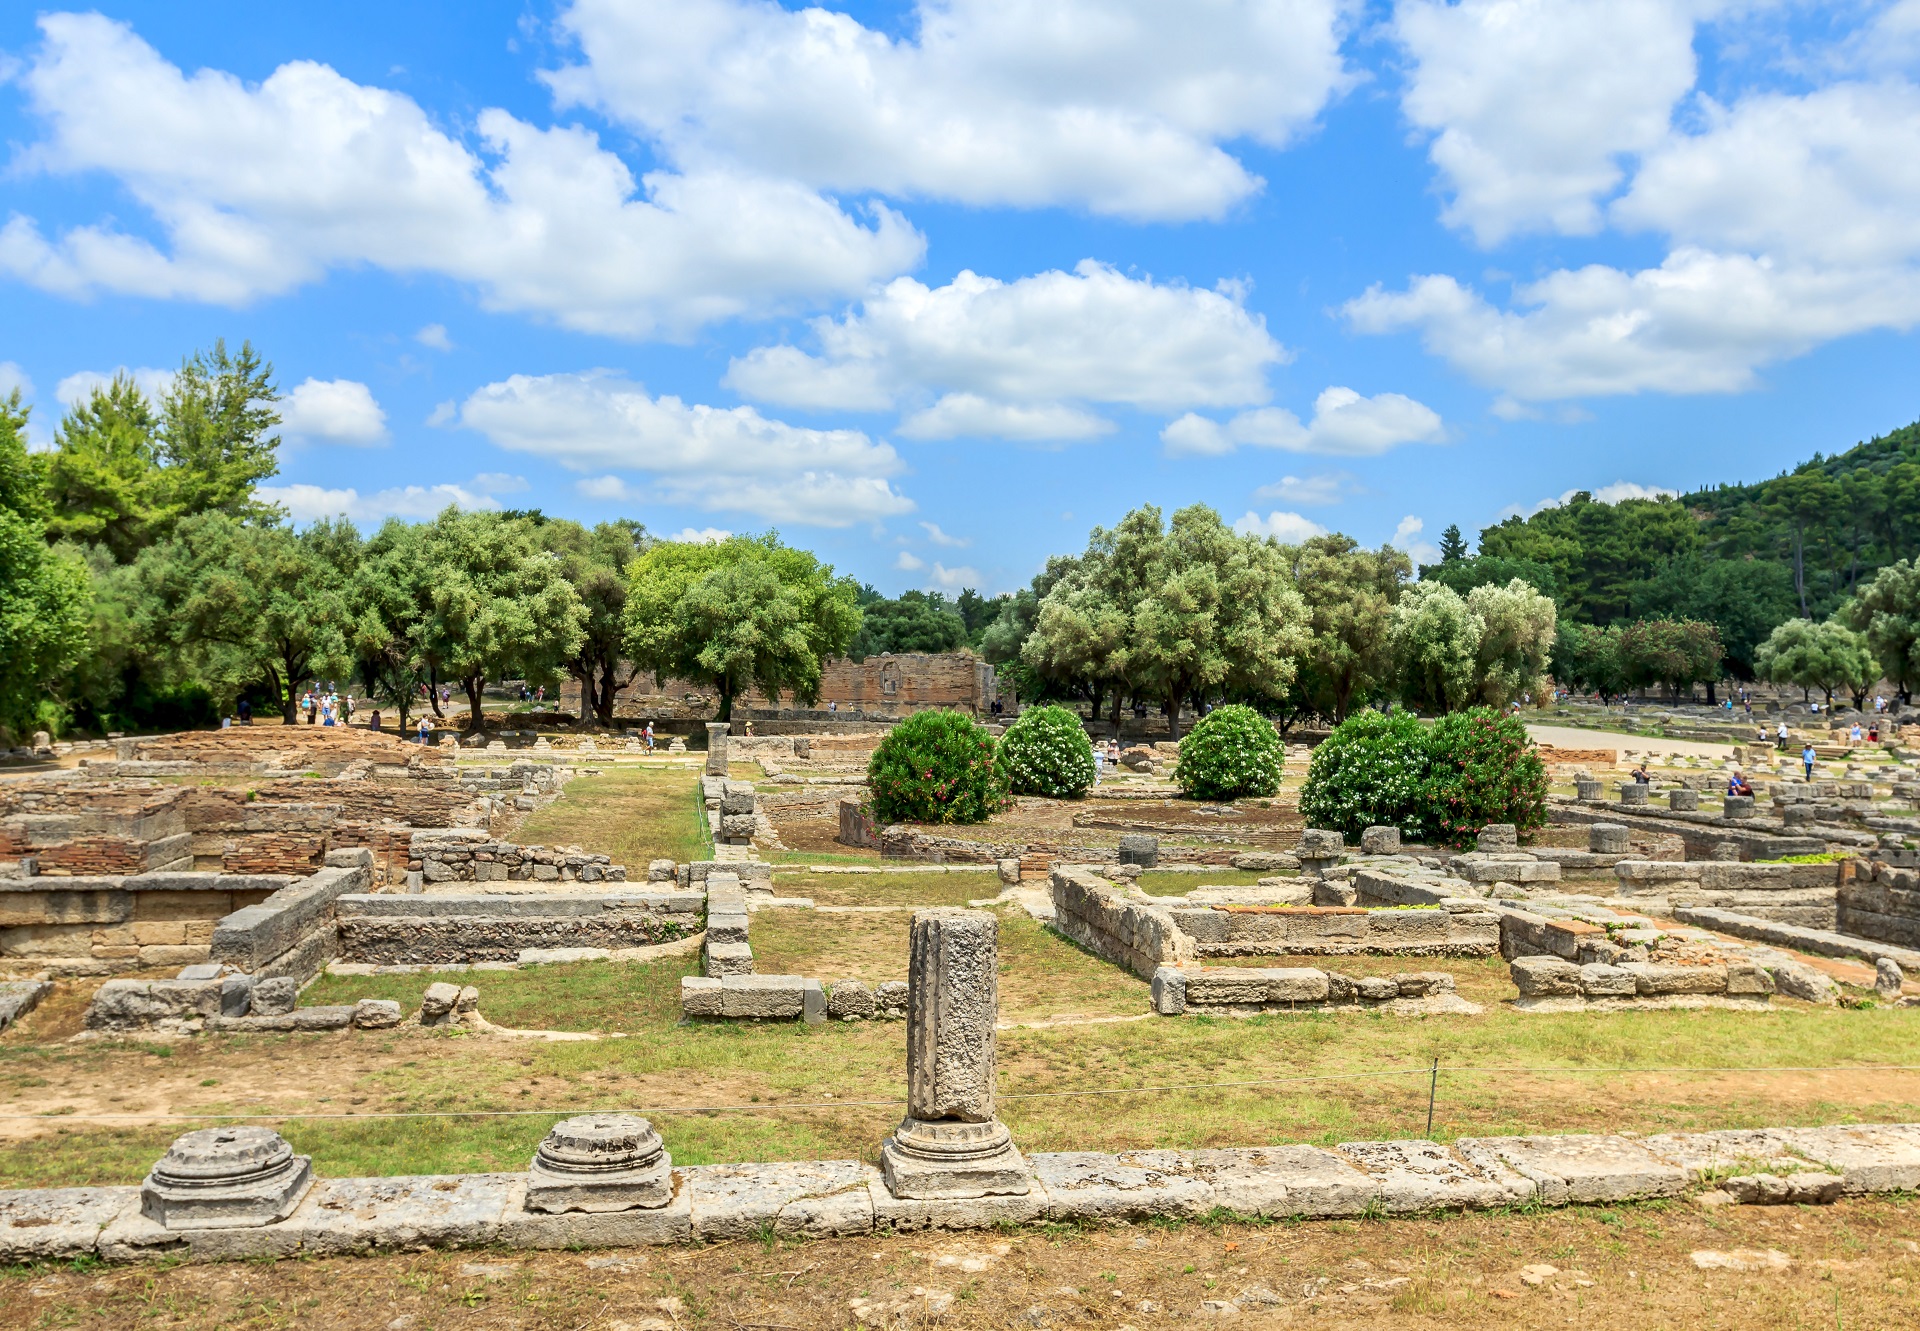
[5,1194,1916,1330]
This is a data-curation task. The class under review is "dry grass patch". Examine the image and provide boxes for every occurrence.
[508,765,706,865]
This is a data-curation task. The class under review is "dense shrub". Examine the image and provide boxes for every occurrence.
[1173,704,1283,800]
[866,708,1010,824]
[996,704,1096,798]
[1420,708,1548,846]
[1297,710,1435,842]
[1297,705,1547,847]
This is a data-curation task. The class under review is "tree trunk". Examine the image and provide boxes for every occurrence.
[572,667,594,725]
[429,668,444,718]
[465,676,486,730]
[1110,688,1123,729]
[1793,525,1808,617]
[716,676,734,723]
[1087,683,1103,726]
[1166,692,1182,742]
[1705,679,1717,705]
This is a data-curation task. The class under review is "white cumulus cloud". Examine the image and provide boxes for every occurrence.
[56,365,174,407]
[1233,510,1328,542]
[0,13,922,338]
[1390,514,1442,567]
[415,323,453,351]
[919,522,970,548]
[666,526,731,543]
[280,378,388,446]
[726,262,1283,441]
[895,550,926,571]
[1500,480,1680,520]
[1252,473,1355,506]
[257,476,510,524]
[549,0,1352,222]
[1162,387,1445,457]
[927,562,981,591]
[458,371,913,527]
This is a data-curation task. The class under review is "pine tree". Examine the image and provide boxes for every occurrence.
[1438,523,1469,564]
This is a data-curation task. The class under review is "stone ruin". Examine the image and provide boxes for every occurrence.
[7,902,1919,1265]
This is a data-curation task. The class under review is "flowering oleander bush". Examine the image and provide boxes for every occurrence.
[1298,709,1434,842]
[1298,705,1546,847]
[996,704,1096,799]
[1173,704,1283,800]
[867,708,1011,824]
[1420,707,1547,846]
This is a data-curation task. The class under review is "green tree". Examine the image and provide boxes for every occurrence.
[1844,559,1920,703]
[1417,553,1559,601]
[1437,523,1469,564]
[853,590,969,656]
[624,533,860,722]
[409,510,587,727]
[1755,617,1875,706]
[138,514,359,722]
[349,519,439,731]
[1552,621,1628,703]
[1282,535,1409,722]
[955,588,1008,646]
[1389,582,1481,714]
[1120,504,1310,740]
[157,340,282,524]
[1763,471,1843,619]
[540,519,652,725]
[0,393,91,735]
[1477,492,1701,623]
[41,375,168,563]
[1630,554,1796,683]
[1466,579,1558,707]
[1615,618,1725,700]
[1022,554,1133,726]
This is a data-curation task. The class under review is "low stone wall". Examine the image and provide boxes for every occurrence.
[1510,954,1775,1007]
[681,973,909,1022]
[1165,903,1499,958]
[335,892,703,965]
[1551,803,1839,861]
[838,797,878,849]
[1151,966,1467,1014]
[1612,859,1841,928]
[16,1120,1912,1263]
[207,851,376,982]
[410,830,626,886]
[1673,905,1920,973]
[0,871,295,976]
[1048,866,1194,979]
[1838,862,1920,948]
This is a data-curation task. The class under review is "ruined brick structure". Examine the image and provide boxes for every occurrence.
[563,652,1002,721]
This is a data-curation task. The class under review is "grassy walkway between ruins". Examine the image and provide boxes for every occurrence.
[508,764,707,865]
[5,908,1920,1190]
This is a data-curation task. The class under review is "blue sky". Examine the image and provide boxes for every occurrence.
[3,1,1918,595]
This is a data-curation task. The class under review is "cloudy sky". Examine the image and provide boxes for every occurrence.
[3,1,1918,590]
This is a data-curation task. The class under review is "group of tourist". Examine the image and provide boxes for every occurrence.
[299,686,353,727]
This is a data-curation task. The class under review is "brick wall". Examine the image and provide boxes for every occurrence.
[564,652,999,719]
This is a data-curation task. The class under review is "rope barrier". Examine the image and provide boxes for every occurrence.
[5,1062,1917,1123]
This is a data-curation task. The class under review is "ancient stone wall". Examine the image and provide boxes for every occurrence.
[0,873,292,974]
[1838,862,1920,948]
[1048,866,1193,978]
[1165,903,1500,958]
[567,652,999,720]
[334,891,700,966]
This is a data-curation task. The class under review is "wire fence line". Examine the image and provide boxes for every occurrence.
[6,1062,1918,1125]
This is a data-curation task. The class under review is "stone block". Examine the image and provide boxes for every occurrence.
[85,979,223,1030]
[0,979,53,1032]
[1725,962,1776,996]
[704,941,755,978]
[868,1180,1046,1231]
[1298,829,1344,860]
[1390,971,1453,998]
[1618,782,1649,805]
[1589,823,1630,855]
[1356,975,1397,1002]
[140,1128,313,1230]
[526,1114,673,1213]
[1510,955,1581,997]
[1359,826,1401,856]
[420,980,462,1025]
[353,999,403,1029]
[1578,964,1637,997]
[1461,1134,1687,1205]
[720,974,807,1018]
[1476,824,1518,852]
[1117,834,1159,867]
[1621,962,1727,996]
[685,1160,875,1239]
[704,912,750,946]
[0,1186,135,1262]
[291,1006,356,1031]
[1029,1151,1213,1221]
[1232,851,1298,872]
[497,1175,692,1247]
[1338,1139,1530,1211]
[1770,1124,1920,1193]
[1669,789,1699,812]
[681,976,723,1017]
[1191,1146,1375,1218]
[251,976,298,1016]
[827,978,876,1019]
[1183,971,1272,1006]
[1265,968,1330,1003]
[1150,966,1186,1015]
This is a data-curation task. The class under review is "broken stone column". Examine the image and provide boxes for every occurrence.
[526,1114,673,1213]
[1618,783,1649,807]
[881,909,1029,1199]
[1359,825,1400,855]
[1574,775,1601,802]
[141,1127,313,1230]
[1476,823,1518,853]
[1877,958,1905,1003]
[1589,823,1629,855]
[704,722,730,777]
[1669,789,1699,812]
[1723,795,1756,820]
[1297,828,1344,877]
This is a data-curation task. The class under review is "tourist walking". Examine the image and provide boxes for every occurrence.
[1777,720,1790,749]
[643,721,655,753]
[418,717,432,745]
[1803,743,1817,780]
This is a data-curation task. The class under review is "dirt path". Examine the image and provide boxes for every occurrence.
[1527,723,1737,760]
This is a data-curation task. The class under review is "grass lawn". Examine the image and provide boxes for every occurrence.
[780,869,1000,907]
[509,765,707,865]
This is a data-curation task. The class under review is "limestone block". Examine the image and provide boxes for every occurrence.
[1168,908,1229,943]
[704,912,750,946]
[647,859,677,883]
[1770,1124,1920,1193]
[1029,1151,1214,1221]
[1232,851,1298,872]
[704,941,755,978]
[1589,824,1630,855]
[719,975,806,1018]
[1639,1128,1807,1180]
[1298,829,1344,860]
[0,979,53,1032]
[719,815,756,840]
[1457,857,1560,884]
[827,978,876,1019]
[1390,971,1453,997]
[685,1160,875,1239]
[1876,958,1904,1001]
[1190,1146,1375,1218]
[1618,783,1649,806]
[1724,962,1776,996]
[1356,975,1396,1002]
[1117,834,1159,867]
[1668,789,1700,812]
[251,976,298,1016]
[1359,826,1401,856]
[1183,971,1272,1006]
[868,1179,1046,1231]
[1367,910,1449,945]
[1724,795,1757,819]
[1511,955,1582,997]
[258,1173,510,1259]
[0,1186,135,1262]
[526,1114,672,1213]
[1150,967,1186,1016]
[1476,824,1518,852]
[1265,968,1330,1003]
[353,999,403,1029]
[1620,962,1728,996]
[1338,1140,1530,1211]
[85,979,223,1030]
[292,1006,356,1031]
[1460,1134,1687,1205]
[497,1175,692,1247]
[1578,964,1637,997]
[681,976,723,1017]
[874,980,909,1017]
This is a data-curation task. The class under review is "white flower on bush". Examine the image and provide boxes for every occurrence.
[997,705,1096,798]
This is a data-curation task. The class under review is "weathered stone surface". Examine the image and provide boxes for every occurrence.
[209,863,370,972]
[0,979,52,1031]
[0,1186,136,1261]
[1668,789,1700,812]
[1150,966,1186,1016]
[1359,826,1401,856]
[1029,1152,1213,1221]
[1770,1124,1920,1193]
[353,998,403,1029]
[1298,829,1344,861]
[251,976,297,1016]
[140,1127,313,1230]
[704,723,729,777]
[1577,963,1638,997]
[420,980,462,1025]
[1876,958,1905,1001]
[1589,823,1630,854]
[1476,824,1518,852]
[1639,1129,1805,1180]
[1117,834,1158,867]
[703,940,754,978]
[526,1114,672,1213]
[1621,962,1728,996]
[715,975,804,1018]
[1724,1172,1845,1205]
[496,1175,691,1247]
[868,1178,1046,1231]
[1337,1139,1530,1212]
[686,1160,874,1239]
[1190,1146,1374,1218]
[85,978,223,1031]
[827,977,876,1019]
[1460,1134,1687,1205]
[680,976,722,1017]
[1510,955,1581,997]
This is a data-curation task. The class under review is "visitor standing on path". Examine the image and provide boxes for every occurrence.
[643,721,655,752]
[1803,744,1817,780]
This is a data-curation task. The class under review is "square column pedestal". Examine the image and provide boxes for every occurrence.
[880,909,1031,1200]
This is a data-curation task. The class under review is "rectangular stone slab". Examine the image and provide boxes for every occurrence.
[685,1161,875,1239]
[1639,1129,1809,1180]
[1183,1146,1374,1219]
[1337,1139,1531,1211]
[869,1178,1047,1231]
[0,1187,136,1261]
[494,1174,692,1247]
[1457,1134,1687,1205]
[1028,1151,1214,1221]
[1769,1124,1920,1194]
